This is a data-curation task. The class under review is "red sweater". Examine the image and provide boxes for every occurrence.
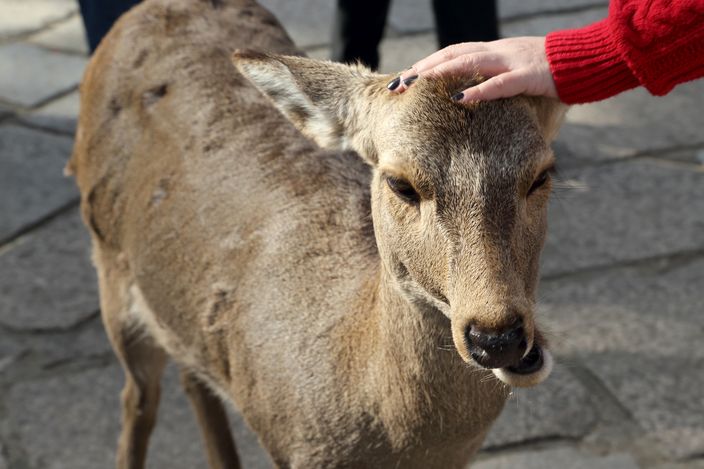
[545,0,704,104]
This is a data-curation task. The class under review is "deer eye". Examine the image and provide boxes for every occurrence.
[386,176,420,204]
[528,169,551,196]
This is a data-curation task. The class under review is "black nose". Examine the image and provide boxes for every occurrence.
[465,321,528,369]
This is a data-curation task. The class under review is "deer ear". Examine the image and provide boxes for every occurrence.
[528,97,568,143]
[232,50,380,163]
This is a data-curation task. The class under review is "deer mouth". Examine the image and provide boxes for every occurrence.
[492,345,553,387]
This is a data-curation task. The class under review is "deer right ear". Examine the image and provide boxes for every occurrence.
[528,97,569,143]
[232,50,381,164]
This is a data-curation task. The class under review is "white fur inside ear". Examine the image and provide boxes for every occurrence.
[492,348,554,388]
[236,59,344,149]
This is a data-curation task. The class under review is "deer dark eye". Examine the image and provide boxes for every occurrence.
[528,170,551,196]
[386,176,420,204]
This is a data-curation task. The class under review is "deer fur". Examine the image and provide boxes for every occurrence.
[69,0,566,467]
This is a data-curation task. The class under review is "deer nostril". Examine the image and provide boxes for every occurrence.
[464,322,528,369]
[519,337,528,350]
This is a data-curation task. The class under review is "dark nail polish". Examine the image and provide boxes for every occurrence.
[451,92,464,101]
[387,76,401,90]
[403,75,418,87]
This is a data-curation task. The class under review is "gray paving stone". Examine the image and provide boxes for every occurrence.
[306,33,437,74]
[542,160,704,277]
[0,317,111,380]
[0,443,6,469]
[2,363,271,469]
[558,80,704,164]
[259,0,334,48]
[541,257,704,357]
[0,354,16,374]
[27,14,88,56]
[386,0,608,35]
[315,9,609,74]
[502,7,607,37]
[4,364,163,469]
[597,356,704,461]
[483,363,596,448]
[0,104,12,120]
[21,89,79,135]
[45,317,112,363]
[250,0,611,51]
[264,0,600,44]
[645,147,704,167]
[0,0,76,39]
[0,331,30,384]
[0,124,77,243]
[501,0,608,19]
[696,149,704,165]
[388,0,434,34]
[474,447,638,469]
[379,32,437,74]
[0,209,98,331]
[539,258,704,460]
[0,43,86,108]
[653,461,704,469]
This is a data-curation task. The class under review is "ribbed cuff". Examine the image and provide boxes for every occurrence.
[546,19,640,104]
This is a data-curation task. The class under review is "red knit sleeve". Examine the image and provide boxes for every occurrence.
[545,0,704,104]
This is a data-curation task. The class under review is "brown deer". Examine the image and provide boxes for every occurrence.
[69,0,566,467]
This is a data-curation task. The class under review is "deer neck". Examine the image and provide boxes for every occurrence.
[349,261,505,400]
[369,263,462,382]
[341,261,508,445]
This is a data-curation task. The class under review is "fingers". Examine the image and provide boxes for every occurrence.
[424,52,508,81]
[456,71,528,103]
[410,42,489,76]
[390,43,489,92]
[390,51,505,94]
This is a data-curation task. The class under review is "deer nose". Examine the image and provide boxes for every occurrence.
[465,320,528,369]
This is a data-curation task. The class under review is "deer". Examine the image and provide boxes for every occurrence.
[68,0,566,467]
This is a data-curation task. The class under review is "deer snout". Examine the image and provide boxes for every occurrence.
[450,299,553,387]
[464,319,527,369]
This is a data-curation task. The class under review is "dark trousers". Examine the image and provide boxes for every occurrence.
[78,0,141,53]
[332,0,499,70]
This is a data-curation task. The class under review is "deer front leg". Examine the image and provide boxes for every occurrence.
[113,331,168,469]
[181,370,241,469]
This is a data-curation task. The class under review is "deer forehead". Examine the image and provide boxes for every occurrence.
[376,93,552,185]
[376,136,551,200]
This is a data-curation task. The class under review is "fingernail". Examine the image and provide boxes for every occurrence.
[403,75,418,87]
[387,76,401,90]
[451,92,464,101]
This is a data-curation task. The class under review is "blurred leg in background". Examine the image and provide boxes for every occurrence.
[332,0,392,70]
[332,0,499,70]
[78,0,141,53]
[433,0,499,48]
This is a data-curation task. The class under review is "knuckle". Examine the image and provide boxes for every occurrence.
[459,54,477,70]
[442,44,463,60]
[491,74,507,89]
[424,68,439,79]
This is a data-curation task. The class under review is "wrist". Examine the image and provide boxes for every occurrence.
[545,19,639,104]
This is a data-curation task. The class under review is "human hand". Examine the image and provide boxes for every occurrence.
[387,37,558,102]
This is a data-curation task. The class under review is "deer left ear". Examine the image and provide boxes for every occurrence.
[232,50,381,163]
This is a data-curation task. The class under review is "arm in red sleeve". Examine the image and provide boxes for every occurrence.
[545,0,704,104]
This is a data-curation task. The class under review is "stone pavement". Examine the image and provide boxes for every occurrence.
[1,1,703,468]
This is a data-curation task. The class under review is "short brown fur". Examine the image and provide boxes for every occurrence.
[71,0,566,467]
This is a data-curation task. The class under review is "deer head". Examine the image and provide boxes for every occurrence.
[233,51,566,387]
